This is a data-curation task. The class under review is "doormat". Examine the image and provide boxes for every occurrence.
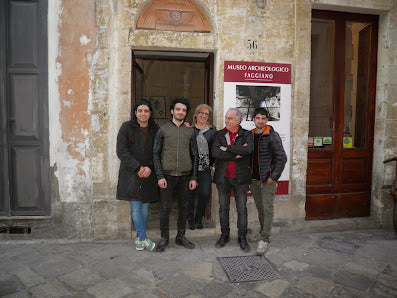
[217,255,281,283]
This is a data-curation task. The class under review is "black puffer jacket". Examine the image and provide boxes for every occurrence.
[211,127,253,185]
[251,125,287,182]
[116,119,159,202]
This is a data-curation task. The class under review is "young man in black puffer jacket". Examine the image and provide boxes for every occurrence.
[250,107,287,255]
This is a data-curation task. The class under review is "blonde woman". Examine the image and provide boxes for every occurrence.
[187,104,216,230]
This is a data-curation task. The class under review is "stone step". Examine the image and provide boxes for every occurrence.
[302,216,381,233]
[144,217,382,241]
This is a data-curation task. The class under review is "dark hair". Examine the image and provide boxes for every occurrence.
[253,107,270,119]
[133,99,154,122]
[170,97,191,115]
[134,99,153,113]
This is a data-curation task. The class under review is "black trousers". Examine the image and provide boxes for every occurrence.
[159,174,190,239]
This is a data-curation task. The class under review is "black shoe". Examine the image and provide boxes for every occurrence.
[238,236,250,252]
[155,238,169,252]
[189,222,196,230]
[175,235,195,249]
[195,217,203,229]
[215,234,230,248]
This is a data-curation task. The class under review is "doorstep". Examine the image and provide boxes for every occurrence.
[145,217,381,241]
[302,216,381,233]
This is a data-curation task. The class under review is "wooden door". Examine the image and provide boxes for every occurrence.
[306,11,378,219]
[0,0,49,216]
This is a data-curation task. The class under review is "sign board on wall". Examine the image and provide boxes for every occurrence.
[224,61,291,195]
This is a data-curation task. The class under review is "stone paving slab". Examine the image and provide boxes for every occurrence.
[254,279,290,298]
[283,260,309,271]
[295,275,335,297]
[59,268,103,291]
[157,273,202,297]
[86,278,133,298]
[342,257,385,279]
[30,278,74,297]
[184,261,214,281]
[14,267,45,288]
[31,257,83,279]
[0,229,396,297]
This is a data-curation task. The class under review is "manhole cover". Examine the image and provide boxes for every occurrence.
[217,255,281,283]
[318,236,359,254]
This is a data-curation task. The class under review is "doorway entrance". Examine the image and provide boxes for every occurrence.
[131,50,215,228]
[306,11,378,219]
[132,50,213,121]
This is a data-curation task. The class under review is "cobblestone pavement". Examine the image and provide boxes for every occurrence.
[1,229,397,297]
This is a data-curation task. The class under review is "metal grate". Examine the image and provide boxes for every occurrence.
[0,226,31,234]
[217,255,281,283]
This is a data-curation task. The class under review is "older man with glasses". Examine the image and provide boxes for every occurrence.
[211,108,253,252]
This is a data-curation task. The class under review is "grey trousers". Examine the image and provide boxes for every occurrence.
[216,178,249,237]
[250,179,277,242]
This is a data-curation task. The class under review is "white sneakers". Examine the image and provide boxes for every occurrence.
[256,240,269,256]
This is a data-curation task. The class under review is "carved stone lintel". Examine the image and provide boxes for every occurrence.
[136,0,212,33]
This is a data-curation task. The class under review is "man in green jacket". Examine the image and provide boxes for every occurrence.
[153,97,198,252]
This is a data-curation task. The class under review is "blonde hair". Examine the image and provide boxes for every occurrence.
[193,104,213,127]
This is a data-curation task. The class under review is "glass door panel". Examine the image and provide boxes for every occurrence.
[309,19,334,149]
[343,22,371,150]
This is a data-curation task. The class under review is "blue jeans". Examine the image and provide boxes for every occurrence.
[216,178,249,236]
[187,171,212,223]
[129,201,149,240]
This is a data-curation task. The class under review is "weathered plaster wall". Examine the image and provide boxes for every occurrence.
[89,0,132,239]
[48,0,97,238]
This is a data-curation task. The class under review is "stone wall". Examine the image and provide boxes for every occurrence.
[7,0,393,240]
[117,0,308,238]
[372,0,397,227]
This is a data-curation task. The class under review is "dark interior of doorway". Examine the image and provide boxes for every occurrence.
[131,50,215,231]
